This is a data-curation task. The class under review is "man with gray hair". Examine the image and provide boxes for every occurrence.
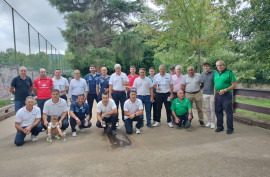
[172,65,184,99]
[10,66,33,112]
[182,66,205,127]
[109,64,129,125]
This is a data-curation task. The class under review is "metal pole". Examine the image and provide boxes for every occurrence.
[38,33,41,69]
[11,8,17,70]
[27,23,31,67]
[45,40,47,54]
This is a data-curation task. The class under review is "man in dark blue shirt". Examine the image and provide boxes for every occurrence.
[96,67,110,102]
[9,66,33,112]
[84,65,101,118]
[69,94,92,137]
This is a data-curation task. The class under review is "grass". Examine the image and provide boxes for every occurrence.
[235,97,270,122]
[0,100,11,108]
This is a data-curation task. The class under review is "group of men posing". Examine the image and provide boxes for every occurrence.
[10,60,236,146]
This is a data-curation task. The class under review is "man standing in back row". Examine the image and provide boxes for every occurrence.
[214,60,236,134]
[52,69,69,102]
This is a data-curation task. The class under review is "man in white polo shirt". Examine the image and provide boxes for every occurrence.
[133,68,154,128]
[14,96,43,146]
[52,69,69,101]
[96,92,118,135]
[42,89,69,132]
[124,89,144,134]
[69,70,89,103]
[153,64,174,127]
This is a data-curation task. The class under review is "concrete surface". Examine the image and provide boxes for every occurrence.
[0,103,270,177]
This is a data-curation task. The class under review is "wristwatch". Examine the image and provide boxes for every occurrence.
[76,118,79,121]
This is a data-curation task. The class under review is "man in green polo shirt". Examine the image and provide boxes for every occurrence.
[214,60,237,134]
[171,90,193,128]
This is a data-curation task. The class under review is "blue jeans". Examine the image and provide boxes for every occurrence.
[112,91,126,122]
[87,94,98,118]
[173,113,189,127]
[124,115,143,134]
[37,98,50,115]
[14,100,25,112]
[96,114,118,131]
[70,116,92,132]
[215,92,234,131]
[14,124,43,146]
[42,115,69,130]
[137,95,151,124]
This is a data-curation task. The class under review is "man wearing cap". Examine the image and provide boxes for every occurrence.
[124,89,144,134]
[126,65,139,99]
[9,66,33,112]
[170,66,175,75]
[69,70,88,103]
[214,60,237,134]
[96,67,110,102]
[84,65,101,118]
[182,66,205,127]
[52,69,69,102]
[109,64,129,125]
[172,65,184,99]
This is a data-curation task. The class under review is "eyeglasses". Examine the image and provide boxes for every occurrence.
[130,89,136,92]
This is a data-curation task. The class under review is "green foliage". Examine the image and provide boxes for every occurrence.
[0,100,10,108]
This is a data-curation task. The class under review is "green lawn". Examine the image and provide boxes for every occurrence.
[0,100,11,108]
[235,97,270,122]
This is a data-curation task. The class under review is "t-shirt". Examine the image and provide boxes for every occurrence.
[84,73,101,94]
[52,76,69,96]
[133,77,153,96]
[70,102,90,119]
[68,78,88,98]
[124,98,143,119]
[96,99,117,118]
[43,98,68,117]
[33,76,53,99]
[48,122,60,129]
[214,69,236,93]
[171,97,191,116]
[96,76,110,96]
[109,72,129,91]
[11,75,33,101]
[182,73,202,92]
[201,70,216,95]
[153,73,173,93]
[127,74,139,91]
[15,106,41,127]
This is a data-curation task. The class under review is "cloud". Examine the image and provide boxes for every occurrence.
[0,0,67,54]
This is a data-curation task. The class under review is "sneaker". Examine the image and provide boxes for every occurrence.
[226,130,234,134]
[31,135,37,142]
[185,120,191,129]
[79,128,85,132]
[153,122,160,127]
[210,123,215,129]
[136,128,141,134]
[199,121,205,127]
[46,136,52,142]
[116,122,119,127]
[72,132,77,137]
[215,128,224,132]
[168,121,174,128]
[55,135,61,140]
[146,123,153,128]
[112,129,117,136]
[205,122,211,127]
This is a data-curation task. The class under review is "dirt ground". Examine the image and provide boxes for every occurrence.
[0,102,270,177]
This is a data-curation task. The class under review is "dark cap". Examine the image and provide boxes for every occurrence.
[170,66,175,70]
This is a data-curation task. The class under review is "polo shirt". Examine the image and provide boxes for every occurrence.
[109,72,129,91]
[153,73,173,93]
[11,75,33,101]
[70,102,90,119]
[172,74,184,93]
[124,98,143,119]
[171,97,191,116]
[84,73,101,94]
[96,99,117,118]
[33,76,53,99]
[96,76,110,95]
[43,98,68,117]
[148,75,156,93]
[133,77,153,96]
[68,78,88,98]
[182,73,202,92]
[52,76,69,96]
[15,106,41,127]
[127,74,139,91]
[201,70,216,95]
[214,69,236,93]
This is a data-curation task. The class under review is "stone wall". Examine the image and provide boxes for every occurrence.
[0,65,53,101]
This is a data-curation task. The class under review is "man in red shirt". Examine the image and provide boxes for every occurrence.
[126,65,139,99]
[33,68,53,115]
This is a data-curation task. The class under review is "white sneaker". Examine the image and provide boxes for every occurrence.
[79,128,85,132]
[210,123,215,129]
[72,132,77,137]
[116,122,119,127]
[31,135,37,142]
[168,121,174,128]
[136,128,141,134]
[205,122,211,127]
[153,122,160,127]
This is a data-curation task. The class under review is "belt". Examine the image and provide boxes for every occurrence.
[186,90,200,94]
[112,90,125,92]
[156,92,170,94]
[137,95,150,97]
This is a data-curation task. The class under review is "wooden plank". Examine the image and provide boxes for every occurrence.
[235,102,270,115]
[234,89,270,99]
